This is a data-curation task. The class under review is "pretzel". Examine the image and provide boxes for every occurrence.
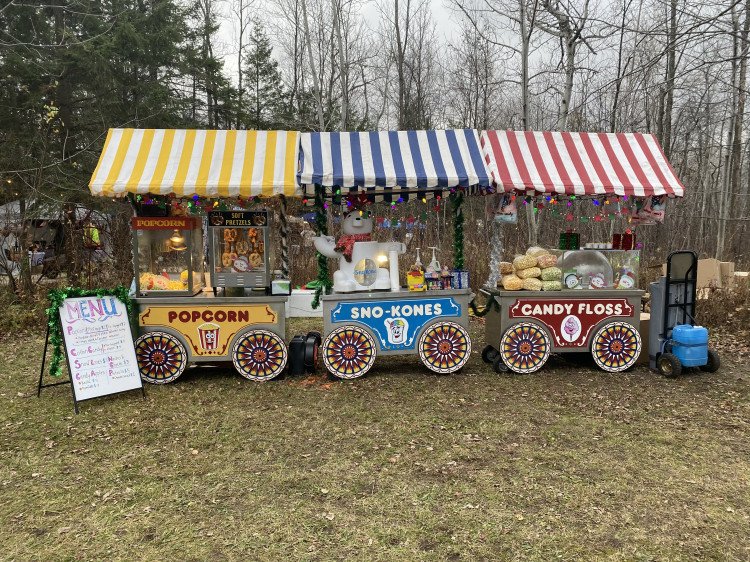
[248,252,262,268]
[223,228,238,243]
[235,240,249,255]
[222,252,233,267]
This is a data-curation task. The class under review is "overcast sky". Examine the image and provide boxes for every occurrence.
[217,0,459,85]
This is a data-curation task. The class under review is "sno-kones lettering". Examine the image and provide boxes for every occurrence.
[350,302,443,320]
[519,301,625,317]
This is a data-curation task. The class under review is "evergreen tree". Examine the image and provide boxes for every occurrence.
[242,18,287,129]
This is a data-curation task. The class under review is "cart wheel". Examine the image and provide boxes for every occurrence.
[658,353,682,378]
[323,326,377,379]
[135,332,188,384]
[700,349,721,373]
[232,330,288,381]
[481,345,498,364]
[418,322,471,374]
[492,354,509,373]
[500,322,551,374]
[591,322,642,373]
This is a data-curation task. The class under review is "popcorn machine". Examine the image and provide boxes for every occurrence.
[207,210,271,292]
[132,216,205,297]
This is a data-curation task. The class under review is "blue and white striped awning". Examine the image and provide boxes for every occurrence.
[300,129,490,200]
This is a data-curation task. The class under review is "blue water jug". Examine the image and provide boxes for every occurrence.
[671,324,709,367]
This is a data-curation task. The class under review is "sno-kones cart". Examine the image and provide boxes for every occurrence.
[89,129,306,383]
[298,129,490,378]
[478,130,685,373]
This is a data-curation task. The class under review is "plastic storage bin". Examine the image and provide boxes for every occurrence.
[671,324,708,367]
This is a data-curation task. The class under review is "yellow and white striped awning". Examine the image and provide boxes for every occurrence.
[89,129,301,197]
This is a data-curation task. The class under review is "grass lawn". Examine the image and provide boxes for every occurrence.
[2,317,749,561]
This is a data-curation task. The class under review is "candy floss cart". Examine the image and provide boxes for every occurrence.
[478,130,685,374]
[89,128,301,383]
[299,130,490,379]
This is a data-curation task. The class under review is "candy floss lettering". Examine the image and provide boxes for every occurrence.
[350,302,443,320]
[63,298,121,330]
[518,302,624,317]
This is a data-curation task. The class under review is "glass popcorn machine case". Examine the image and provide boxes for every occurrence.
[132,216,205,296]
[208,210,271,291]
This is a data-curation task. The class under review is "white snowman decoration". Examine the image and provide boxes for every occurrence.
[313,202,406,293]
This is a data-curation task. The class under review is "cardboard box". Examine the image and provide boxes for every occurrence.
[720,261,735,288]
[662,258,722,289]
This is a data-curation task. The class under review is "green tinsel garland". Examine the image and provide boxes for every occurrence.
[450,191,465,270]
[311,184,333,309]
[45,286,134,378]
[468,297,499,317]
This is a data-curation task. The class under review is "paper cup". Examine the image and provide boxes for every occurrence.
[198,322,220,350]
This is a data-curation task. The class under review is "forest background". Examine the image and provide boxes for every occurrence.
[2,0,750,302]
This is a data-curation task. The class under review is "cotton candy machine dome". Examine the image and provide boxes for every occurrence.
[560,250,614,289]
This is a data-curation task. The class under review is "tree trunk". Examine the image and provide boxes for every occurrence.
[609,0,631,132]
[662,0,677,158]
[300,0,326,130]
[520,0,530,130]
[237,0,244,128]
[718,7,742,259]
[558,40,575,130]
[333,0,348,130]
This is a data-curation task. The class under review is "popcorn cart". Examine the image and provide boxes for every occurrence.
[477,130,686,374]
[299,129,490,379]
[89,128,315,384]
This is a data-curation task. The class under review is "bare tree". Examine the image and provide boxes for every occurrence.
[231,0,255,128]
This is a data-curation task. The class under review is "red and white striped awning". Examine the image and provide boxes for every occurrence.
[480,130,684,197]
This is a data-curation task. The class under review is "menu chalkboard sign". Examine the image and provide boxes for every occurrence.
[58,296,143,409]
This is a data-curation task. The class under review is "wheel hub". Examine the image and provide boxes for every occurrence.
[518,341,532,355]
[610,340,623,354]
[660,358,672,375]
[151,350,167,365]
[342,345,357,360]
[252,348,268,363]
[437,340,452,354]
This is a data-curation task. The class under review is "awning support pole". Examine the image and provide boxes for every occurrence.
[450,191,465,270]
[279,194,289,278]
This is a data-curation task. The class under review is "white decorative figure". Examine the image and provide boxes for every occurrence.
[616,270,635,289]
[313,209,406,292]
[589,272,607,289]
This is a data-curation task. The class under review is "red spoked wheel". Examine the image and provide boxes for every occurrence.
[500,322,551,374]
[232,330,288,381]
[418,322,471,374]
[135,331,188,384]
[322,326,376,379]
[591,322,641,372]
